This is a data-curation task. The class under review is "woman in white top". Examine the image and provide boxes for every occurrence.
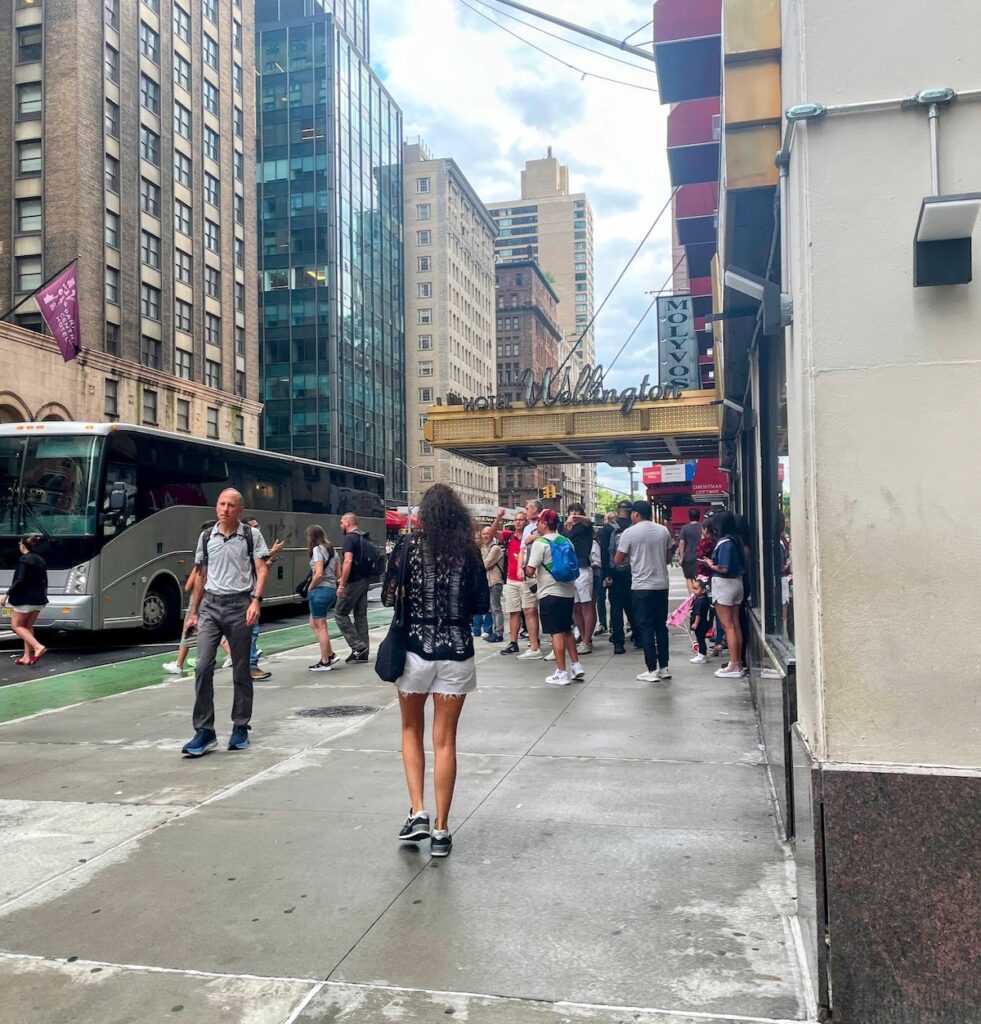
[305,524,339,672]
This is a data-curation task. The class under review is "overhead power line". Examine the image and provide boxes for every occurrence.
[621,19,653,44]
[455,0,661,94]
[553,188,680,380]
[470,0,657,76]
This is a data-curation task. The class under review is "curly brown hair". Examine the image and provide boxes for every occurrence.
[417,483,477,568]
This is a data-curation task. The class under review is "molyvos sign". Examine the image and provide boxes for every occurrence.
[657,295,700,394]
[458,364,686,416]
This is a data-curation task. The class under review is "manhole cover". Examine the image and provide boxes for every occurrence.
[295,705,379,718]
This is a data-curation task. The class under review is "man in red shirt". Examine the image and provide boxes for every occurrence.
[498,509,543,659]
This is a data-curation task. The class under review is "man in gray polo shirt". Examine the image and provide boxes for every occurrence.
[182,488,269,757]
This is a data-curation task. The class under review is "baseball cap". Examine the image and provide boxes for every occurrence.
[616,500,632,511]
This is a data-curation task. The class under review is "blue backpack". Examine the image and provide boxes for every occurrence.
[538,535,579,583]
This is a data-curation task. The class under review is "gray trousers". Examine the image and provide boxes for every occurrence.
[489,582,504,636]
[335,577,370,654]
[192,591,254,731]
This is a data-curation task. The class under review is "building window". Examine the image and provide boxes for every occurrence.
[143,0,160,11]
[17,82,42,121]
[142,387,158,425]
[418,334,432,350]
[174,200,192,236]
[16,198,42,234]
[417,282,432,298]
[176,398,190,432]
[175,248,192,283]
[419,466,434,482]
[174,52,191,92]
[175,346,192,377]
[141,283,161,321]
[140,74,160,115]
[418,309,432,324]
[105,266,120,304]
[235,370,245,398]
[203,34,218,71]
[418,361,433,377]
[419,440,432,455]
[206,407,219,438]
[416,230,431,246]
[174,151,191,188]
[140,230,161,269]
[205,219,220,253]
[105,209,119,248]
[234,194,245,225]
[418,388,433,403]
[234,414,244,445]
[205,265,221,298]
[105,0,119,30]
[204,172,220,207]
[233,150,244,182]
[104,98,119,138]
[418,414,428,429]
[16,256,42,293]
[104,378,118,417]
[417,256,431,272]
[203,81,219,117]
[234,282,245,313]
[174,102,192,139]
[139,178,160,219]
[141,336,161,370]
[139,22,159,63]
[416,204,431,221]
[105,322,120,355]
[140,125,160,165]
[17,140,42,178]
[204,126,219,161]
[17,26,43,64]
[234,238,245,269]
[233,105,243,138]
[175,300,192,334]
[104,43,119,82]
[205,359,221,389]
[174,4,190,43]
[235,325,245,355]
[416,177,431,194]
[203,0,218,23]
[205,312,220,346]
[232,19,242,51]
[232,62,243,94]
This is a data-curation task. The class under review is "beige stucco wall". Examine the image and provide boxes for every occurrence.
[782,0,981,767]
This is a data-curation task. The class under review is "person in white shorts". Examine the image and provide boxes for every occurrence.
[381,483,490,859]
[498,509,543,660]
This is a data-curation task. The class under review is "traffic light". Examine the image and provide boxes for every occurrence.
[541,484,557,499]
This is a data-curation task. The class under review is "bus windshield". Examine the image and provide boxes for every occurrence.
[0,433,103,538]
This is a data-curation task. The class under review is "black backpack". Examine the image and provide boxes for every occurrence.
[199,525,256,584]
[355,532,386,579]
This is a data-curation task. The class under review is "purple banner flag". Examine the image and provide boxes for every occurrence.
[36,262,81,363]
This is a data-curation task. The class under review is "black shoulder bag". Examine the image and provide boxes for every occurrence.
[374,538,412,683]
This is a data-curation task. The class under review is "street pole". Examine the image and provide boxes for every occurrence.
[487,0,657,63]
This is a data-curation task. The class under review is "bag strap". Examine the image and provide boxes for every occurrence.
[393,536,412,627]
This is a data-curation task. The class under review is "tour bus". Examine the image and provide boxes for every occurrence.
[0,422,385,635]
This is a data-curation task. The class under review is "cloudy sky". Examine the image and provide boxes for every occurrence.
[371,0,673,498]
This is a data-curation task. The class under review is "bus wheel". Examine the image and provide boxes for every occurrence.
[143,579,179,637]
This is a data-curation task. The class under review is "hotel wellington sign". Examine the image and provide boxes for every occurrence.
[457,364,687,417]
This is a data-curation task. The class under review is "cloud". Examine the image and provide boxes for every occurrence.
[502,82,587,133]
[586,184,644,216]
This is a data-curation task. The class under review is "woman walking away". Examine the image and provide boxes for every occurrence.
[700,512,746,678]
[306,524,339,671]
[383,483,489,858]
[2,535,48,665]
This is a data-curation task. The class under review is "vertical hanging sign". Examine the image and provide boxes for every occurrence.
[657,295,699,394]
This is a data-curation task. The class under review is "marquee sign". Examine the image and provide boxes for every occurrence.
[657,295,700,395]
[458,364,685,417]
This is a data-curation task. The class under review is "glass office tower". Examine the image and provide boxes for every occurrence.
[256,1,405,499]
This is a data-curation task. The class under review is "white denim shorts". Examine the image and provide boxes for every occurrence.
[396,651,477,696]
[711,575,744,607]
[574,566,593,603]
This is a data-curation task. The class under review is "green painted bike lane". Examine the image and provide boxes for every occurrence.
[0,607,393,724]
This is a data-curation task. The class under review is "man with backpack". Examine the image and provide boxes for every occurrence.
[524,508,584,685]
[600,499,639,655]
[335,512,379,662]
[480,520,505,642]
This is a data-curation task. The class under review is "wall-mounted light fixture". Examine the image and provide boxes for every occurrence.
[723,266,793,335]
[914,193,981,286]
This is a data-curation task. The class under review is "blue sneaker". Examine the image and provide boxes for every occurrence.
[181,728,217,758]
[227,725,250,751]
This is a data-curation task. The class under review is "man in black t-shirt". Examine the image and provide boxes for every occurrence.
[336,513,371,662]
[563,503,597,654]
[677,508,703,595]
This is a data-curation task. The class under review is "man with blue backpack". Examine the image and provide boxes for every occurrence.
[524,508,585,686]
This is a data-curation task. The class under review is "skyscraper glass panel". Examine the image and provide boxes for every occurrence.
[256,2,404,499]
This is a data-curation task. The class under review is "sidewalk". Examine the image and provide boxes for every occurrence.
[0,576,815,1024]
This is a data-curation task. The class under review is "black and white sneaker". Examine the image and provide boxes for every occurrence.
[398,810,431,842]
[308,660,333,672]
[499,642,519,655]
[325,653,340,668]
[346,649,369,663]
[430,829,452,857]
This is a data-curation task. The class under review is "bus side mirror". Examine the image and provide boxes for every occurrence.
[109,487,127,512]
